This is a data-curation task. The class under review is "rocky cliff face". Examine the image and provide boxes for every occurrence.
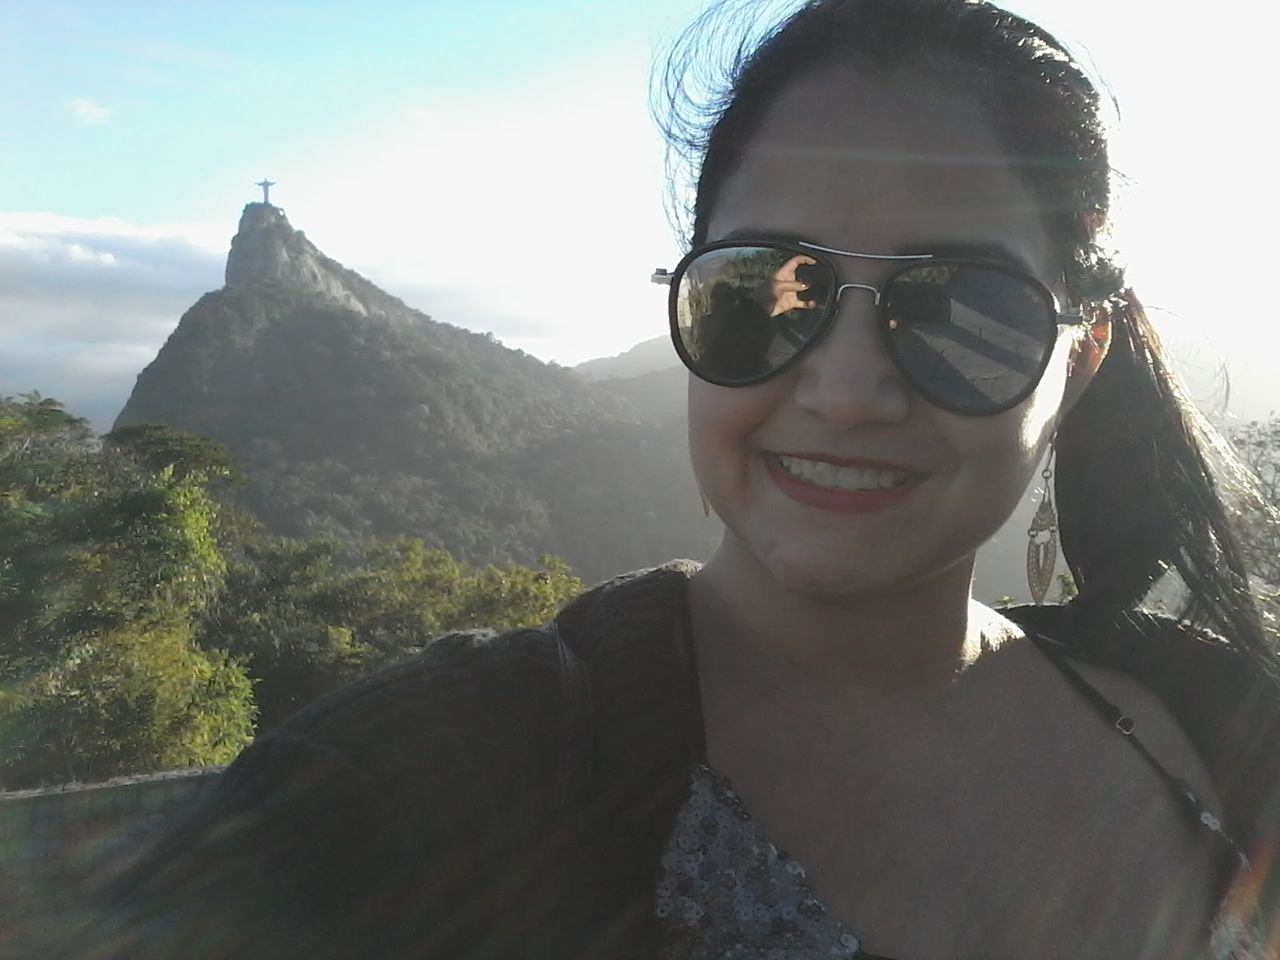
[223,203,417,322]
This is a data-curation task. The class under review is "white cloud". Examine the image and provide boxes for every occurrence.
[0,214,224,431]
[0,212,227,252]
[66,97,112,126]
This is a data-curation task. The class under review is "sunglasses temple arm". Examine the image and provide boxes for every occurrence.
[652,269,673,286]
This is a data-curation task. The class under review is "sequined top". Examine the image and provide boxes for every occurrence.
[655,764,1266,960]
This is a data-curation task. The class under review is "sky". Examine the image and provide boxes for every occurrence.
[2,0,1277,431]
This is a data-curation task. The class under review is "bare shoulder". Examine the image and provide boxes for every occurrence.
[1067,658,1222,809]
[979,603,1222,812]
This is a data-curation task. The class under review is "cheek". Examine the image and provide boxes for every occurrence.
[943,369,1064,512]
[1017,341,1074,459]
[958,332,1073,461]
[687,379,744,488]
[686,376,785,492]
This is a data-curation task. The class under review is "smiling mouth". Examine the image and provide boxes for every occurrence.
[771,454,914,493]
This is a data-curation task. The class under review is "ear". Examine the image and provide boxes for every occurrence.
[1061,303,1112,414]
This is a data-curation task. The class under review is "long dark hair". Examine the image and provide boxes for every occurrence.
[656,0,1277,677]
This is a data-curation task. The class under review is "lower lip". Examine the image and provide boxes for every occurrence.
[763,455,921,514]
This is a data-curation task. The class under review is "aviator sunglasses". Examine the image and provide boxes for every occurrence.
[652,239,1086,416]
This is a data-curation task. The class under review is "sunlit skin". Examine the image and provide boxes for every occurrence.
[685,63,1223,959]
[754,253,819,315]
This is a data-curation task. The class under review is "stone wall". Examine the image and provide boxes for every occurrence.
[0,768,224,959]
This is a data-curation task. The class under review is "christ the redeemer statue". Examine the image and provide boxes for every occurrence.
[256,179,277,205]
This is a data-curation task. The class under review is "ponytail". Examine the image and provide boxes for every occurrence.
[1056,291,1277,677]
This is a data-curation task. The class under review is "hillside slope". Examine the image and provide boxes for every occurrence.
[117,205,719,580]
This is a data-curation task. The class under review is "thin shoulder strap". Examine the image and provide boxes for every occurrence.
[1028,632,1248,867]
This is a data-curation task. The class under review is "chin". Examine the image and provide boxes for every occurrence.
[741,530,977,603]
[750,540,899,600]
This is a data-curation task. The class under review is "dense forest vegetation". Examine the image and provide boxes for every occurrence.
[114,282,718,583]
[0,395,583,790]
[4,391,1278,789]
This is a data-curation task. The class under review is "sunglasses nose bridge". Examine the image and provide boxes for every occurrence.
[833,282,882,307]
[793,281,911,426]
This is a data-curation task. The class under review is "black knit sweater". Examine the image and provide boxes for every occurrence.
[67,561,1280,959]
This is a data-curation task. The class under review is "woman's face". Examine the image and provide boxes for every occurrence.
[690,63,1080,599]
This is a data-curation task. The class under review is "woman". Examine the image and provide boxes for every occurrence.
[75,1,1279,958]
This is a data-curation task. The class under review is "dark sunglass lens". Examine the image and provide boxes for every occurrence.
[673,246,830,384]
[883,263,1056,415]
[887,283,952,325]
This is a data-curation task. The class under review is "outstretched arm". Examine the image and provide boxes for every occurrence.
[61,627,575,960]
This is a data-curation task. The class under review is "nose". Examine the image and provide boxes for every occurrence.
[792,286,912,427]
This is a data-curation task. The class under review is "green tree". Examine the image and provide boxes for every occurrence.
[0,396,254,789]
[0,392,92,458]
[193,535,370,733]
[440,553,584,631]
[104,423,239,483]
[195,535,583,733]
[0,394,588,773]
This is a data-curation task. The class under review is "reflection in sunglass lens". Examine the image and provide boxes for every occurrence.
[673,246,831,384]
[670,246,1060,416]
[793,261,830,305]
[883,263,1055,415]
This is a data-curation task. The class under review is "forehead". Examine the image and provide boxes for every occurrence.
[706,63,1058,280]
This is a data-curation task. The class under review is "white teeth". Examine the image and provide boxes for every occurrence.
[775,455,910,492]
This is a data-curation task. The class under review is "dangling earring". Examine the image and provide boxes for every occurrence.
[1026,443,1058,605]
[699,490,711,518]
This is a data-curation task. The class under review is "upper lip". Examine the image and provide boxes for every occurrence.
[770,451,928,474]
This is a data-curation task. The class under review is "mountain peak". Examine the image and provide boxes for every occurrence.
[224,202,375,315]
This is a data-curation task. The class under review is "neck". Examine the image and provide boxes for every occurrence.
[689,536,999,701]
